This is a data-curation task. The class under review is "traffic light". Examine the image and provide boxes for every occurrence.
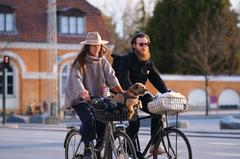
[3,56,10,68]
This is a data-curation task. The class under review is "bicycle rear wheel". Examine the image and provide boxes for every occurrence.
[153,128,192,159]
[65,130,85,159]
[109,130,137,159]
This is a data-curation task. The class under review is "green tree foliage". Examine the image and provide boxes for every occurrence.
[146,0,240,74]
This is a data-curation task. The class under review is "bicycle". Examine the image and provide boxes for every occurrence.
[133,94,192,159]
[63,96,137,159]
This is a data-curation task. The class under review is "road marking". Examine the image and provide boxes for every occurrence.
[209,142,240,146]
[211,152,240,157]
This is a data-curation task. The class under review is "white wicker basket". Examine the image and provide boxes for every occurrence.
[148,96,188,114]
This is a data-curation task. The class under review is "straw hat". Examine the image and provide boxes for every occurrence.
[80,31,109,45]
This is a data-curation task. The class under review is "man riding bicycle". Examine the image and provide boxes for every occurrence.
[116,32,170,158]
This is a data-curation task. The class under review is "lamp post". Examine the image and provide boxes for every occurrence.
[2,56,9,125]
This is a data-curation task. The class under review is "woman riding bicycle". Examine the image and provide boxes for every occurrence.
[64,32,126,159]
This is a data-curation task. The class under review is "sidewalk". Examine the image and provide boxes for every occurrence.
[180,109,240,119]
[1,109,240,135]
[138,108,240,119]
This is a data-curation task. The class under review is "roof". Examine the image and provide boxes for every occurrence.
[0,0,112,44]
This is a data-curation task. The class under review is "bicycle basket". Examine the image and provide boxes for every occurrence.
[148,96,188,114]
[91,102,137,123]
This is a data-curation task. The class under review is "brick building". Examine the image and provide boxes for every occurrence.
[0,0,239,114]
[0,0,112,114]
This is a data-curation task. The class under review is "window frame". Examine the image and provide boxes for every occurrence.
[0,5,15,33]
[0,65,16,97]
[57,8,86,35]
[60,63,71,97]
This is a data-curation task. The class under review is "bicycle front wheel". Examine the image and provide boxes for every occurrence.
[65,130,85,159]
[109,130,137,159]
[153,128,192,159]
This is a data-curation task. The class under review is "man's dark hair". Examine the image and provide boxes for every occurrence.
[130,32,151,47]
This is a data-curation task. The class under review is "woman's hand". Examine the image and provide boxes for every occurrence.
[112,85,125,94]
[80,89,91,101]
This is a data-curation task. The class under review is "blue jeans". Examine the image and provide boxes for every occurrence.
[73,102,106,144]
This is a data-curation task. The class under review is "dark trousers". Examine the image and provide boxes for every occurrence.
[73,102,106,144]
[126,93,163,140]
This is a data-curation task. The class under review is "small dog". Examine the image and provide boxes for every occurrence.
[112,83,147,119]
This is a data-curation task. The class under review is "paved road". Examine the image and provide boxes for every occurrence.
[189,137,240,159]
[0,127,239,159]
[0,110,240,159]
[0,128,65,159]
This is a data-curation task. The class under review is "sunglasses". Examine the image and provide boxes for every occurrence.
[136,43,150,47]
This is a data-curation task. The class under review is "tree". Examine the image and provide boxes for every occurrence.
[116,0,151,54]
[178,7,240,115]
[177,5,240,75]
[145,0,240,74]
[91,0,156,55]
[146,0,240,115]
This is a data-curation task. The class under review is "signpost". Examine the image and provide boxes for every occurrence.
[1,56,9,125]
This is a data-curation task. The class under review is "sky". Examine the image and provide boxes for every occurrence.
[87,0,156,37]
[230,0,240,11]
[87,0,240,36]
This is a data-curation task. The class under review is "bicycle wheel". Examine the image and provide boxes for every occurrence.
[65,130,85,159]
[109,130,137,159]
[153,128,192,159]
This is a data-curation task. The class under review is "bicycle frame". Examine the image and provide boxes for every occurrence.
[64,120,129,158]
[135,113,179,158]
[64,96,138,159]
[93,121,130,158]
[92,122,114,157]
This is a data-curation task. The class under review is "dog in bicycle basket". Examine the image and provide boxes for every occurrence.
[112,83,147,119]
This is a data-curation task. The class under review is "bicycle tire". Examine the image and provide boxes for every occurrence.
[108,130,137,159]
[153,128,192,159]
[65,130,85,159]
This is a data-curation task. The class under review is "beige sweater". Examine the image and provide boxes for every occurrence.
[64,54,120,108]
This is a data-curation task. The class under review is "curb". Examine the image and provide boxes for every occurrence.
[1,123,240,139]
[0,124,19,129]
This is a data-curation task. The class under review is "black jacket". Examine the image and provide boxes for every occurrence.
[117,51,168,94]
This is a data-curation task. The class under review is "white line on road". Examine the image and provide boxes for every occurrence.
[209,142,240,146]
[211,152,240,157]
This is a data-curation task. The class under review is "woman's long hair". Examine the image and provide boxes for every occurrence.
[72,45,108,77]
[72,45,90,77]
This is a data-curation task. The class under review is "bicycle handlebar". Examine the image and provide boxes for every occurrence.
[71,95,114,108]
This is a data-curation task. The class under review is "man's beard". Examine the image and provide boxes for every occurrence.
[135,49,150,61]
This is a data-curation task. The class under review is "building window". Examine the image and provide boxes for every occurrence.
[0,5,15,33]
[59,16,85,35]
[60,64,71,96]
[58,8,85,35]
[0,13,13,32]
[0,66,15,96]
